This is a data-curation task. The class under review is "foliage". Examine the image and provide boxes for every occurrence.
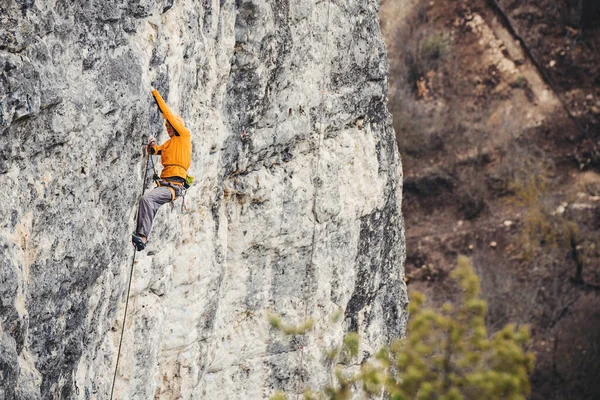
[509,167,579,261]
[270,257,534,400]
[421,33,449,61]
[268,313,314,335]
[511,75,528,89]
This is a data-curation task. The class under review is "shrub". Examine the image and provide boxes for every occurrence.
[511,75,528,89]
[509,167,579,261]
[421,33,449,61]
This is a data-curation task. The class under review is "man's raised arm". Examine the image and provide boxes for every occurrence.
[152,89,191,138]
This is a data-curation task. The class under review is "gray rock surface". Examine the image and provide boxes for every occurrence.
[0,0,407,398]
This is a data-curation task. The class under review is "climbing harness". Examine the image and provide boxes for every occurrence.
[110,149,153,400]
[150,154,193,212]
[297,0,332,398]
[157,179,182,200]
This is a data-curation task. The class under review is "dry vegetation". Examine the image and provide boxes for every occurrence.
[380,0,600,398]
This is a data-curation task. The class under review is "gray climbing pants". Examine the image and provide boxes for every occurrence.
[136,185,180,239]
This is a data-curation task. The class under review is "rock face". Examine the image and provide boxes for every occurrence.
[0,0,407,398]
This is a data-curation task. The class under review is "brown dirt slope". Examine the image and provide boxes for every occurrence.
[380,0,600,398]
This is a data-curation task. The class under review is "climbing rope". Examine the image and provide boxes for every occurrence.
[297,0,332,397]
[109,148,153,400]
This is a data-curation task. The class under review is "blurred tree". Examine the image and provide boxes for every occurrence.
[271,256,535,400]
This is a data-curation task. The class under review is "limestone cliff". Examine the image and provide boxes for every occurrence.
[0,0,407,398]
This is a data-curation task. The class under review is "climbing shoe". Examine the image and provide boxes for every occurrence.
[131,233,146,251]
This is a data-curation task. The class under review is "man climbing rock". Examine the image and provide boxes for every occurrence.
[132,89,192,251]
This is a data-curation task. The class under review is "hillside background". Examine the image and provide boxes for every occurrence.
[380,0,600,398]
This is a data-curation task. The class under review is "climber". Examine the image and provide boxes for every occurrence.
[132,89,192,251]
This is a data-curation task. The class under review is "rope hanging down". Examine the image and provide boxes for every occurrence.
[297,0,333,397]
[109,149,153,400]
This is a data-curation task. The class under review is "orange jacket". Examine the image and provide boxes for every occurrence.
[149,90,192,180]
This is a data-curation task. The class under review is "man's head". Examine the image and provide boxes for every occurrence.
[165,121,175,137]
[165,115,185,137]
